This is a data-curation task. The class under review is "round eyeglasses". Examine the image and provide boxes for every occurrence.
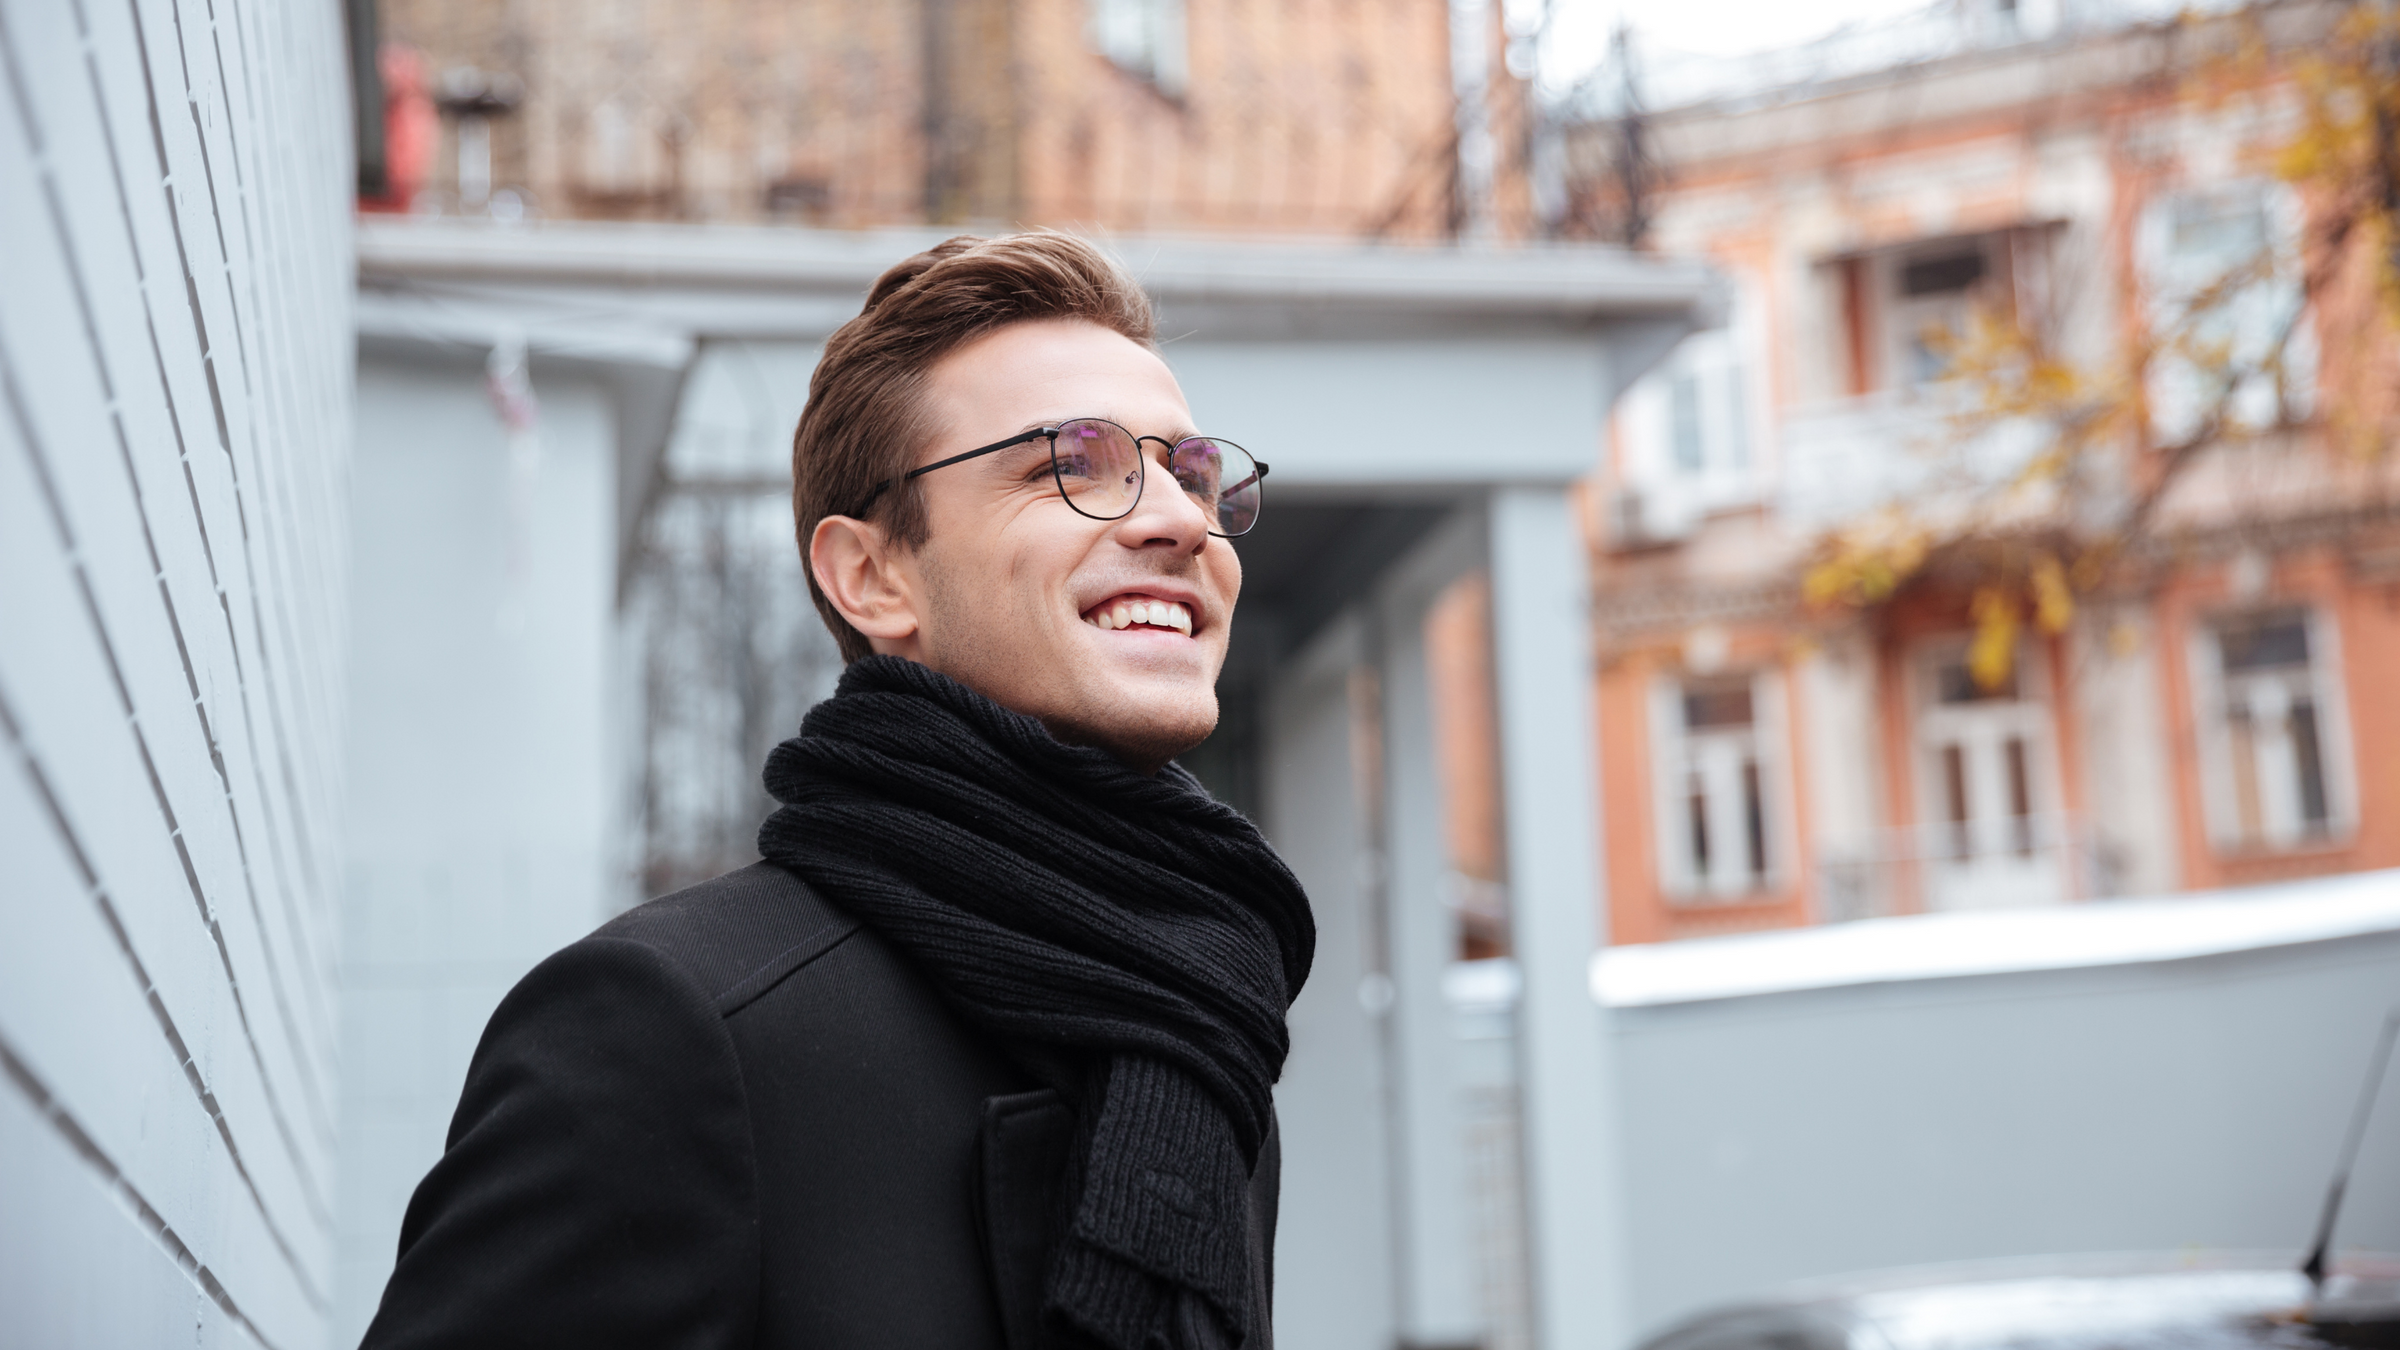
[847,417,1269,538]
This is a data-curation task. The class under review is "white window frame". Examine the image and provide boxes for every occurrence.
[1087,0,1188,97]
[1649,669,1793,903]
[1909,640,2063,852]
[1872,235,2003,393]
[2188,605,2356,854]
[1616,286,1770,538]
[2137,178,2313,444]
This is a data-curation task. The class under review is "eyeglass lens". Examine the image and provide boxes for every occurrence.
[1048,419,1144,517]
[1170,437,1263,537]
[1048,419,1263,537]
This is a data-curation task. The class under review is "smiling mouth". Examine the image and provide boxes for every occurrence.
[1083,594,1194,636]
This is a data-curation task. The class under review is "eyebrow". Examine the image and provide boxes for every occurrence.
[1038,416,1204,442]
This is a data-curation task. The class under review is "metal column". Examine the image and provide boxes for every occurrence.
[1375,511,1488,1348]
[1488,486,1631,1350]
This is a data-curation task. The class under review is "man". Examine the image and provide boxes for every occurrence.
[359,232,1314,1350]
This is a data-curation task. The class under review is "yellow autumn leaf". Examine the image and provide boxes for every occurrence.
[2031,553,2074,634]
[1968,587,2021,691]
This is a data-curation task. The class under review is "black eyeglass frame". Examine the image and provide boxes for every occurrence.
[844,418,1270,538]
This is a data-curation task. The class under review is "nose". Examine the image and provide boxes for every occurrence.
[1114,454,1213,555]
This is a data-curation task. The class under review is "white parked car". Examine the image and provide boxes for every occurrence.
[1637,1252,2400,1350]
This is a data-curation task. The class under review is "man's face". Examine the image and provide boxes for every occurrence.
[874,318,1241,771]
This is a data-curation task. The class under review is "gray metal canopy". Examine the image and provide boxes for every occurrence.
[357,217,1713,516]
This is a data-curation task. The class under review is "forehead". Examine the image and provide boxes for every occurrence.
[922,318,1191,435]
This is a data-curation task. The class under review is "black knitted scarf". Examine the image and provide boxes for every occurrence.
[755,656,1315,1350]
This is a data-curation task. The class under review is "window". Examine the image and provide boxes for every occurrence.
[1616,296,1763,539]
[1913,645,2064,910]
[1882,240,1994,388]
[1656,334,1752,481]
[2196,609,2348,851]
[1088,0,1187,96]
[1654,674,1781,900]
[1670,370,1707,473]
[2140,182,2311,441]
[1928,657,2034,862]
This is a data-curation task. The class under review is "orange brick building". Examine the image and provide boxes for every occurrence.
[367,0,2400,956]
[1575,0,2400,944]
[370,0,1497,239]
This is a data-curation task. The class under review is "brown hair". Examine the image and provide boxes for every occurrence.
[792,231,1158,662]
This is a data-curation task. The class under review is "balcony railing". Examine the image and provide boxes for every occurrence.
[1813,812,2133,923]
[1775,390,2054,530]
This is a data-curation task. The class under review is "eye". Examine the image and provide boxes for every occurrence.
[1051,425,1115,482]
[1171,445,1223,498]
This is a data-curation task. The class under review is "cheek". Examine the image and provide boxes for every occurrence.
[1005,520,1111,609]
[959,502,1050,595]
[1213,545,1242,601]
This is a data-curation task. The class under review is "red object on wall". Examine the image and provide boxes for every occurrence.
[360,45,437,212]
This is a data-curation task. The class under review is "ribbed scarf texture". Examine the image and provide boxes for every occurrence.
[755,656,1315,1350]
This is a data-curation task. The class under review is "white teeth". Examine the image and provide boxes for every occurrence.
[1087,597,1195,633]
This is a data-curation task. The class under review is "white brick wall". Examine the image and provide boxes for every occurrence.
[0,1,353,1347]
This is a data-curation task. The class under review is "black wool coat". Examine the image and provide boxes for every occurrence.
[358,862,1282,1350]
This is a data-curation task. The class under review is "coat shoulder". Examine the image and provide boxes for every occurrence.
[593,862,864,1014]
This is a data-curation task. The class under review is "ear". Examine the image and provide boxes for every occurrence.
[809,514,925,654]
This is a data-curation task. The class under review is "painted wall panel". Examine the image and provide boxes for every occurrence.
[0,0,354,1344]
[2075,609,2182,896]
[333,363,621,1345]
[1796,635,1888,918]
[1613,928,2400,1337]
[0,752,330,1337]
[0,329,335,1305]
[0,1079,287,1350]
[1264,619,1400,1350]
[1166,340,1607,490]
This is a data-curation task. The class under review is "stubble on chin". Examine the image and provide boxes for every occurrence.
[910,565,1207,773]
[917,552,1220,773]
[1050,689,1219,776]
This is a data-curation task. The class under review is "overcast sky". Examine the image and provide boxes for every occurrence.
[1532,0,1935,80]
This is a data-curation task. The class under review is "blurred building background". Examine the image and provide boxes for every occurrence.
[5,0,2400,1348]
[368,0,1492,238]
[1576,0,2400,944]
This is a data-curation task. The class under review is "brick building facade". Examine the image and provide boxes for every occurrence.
[371,0,1495,239]
[1577,0,2400,943]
